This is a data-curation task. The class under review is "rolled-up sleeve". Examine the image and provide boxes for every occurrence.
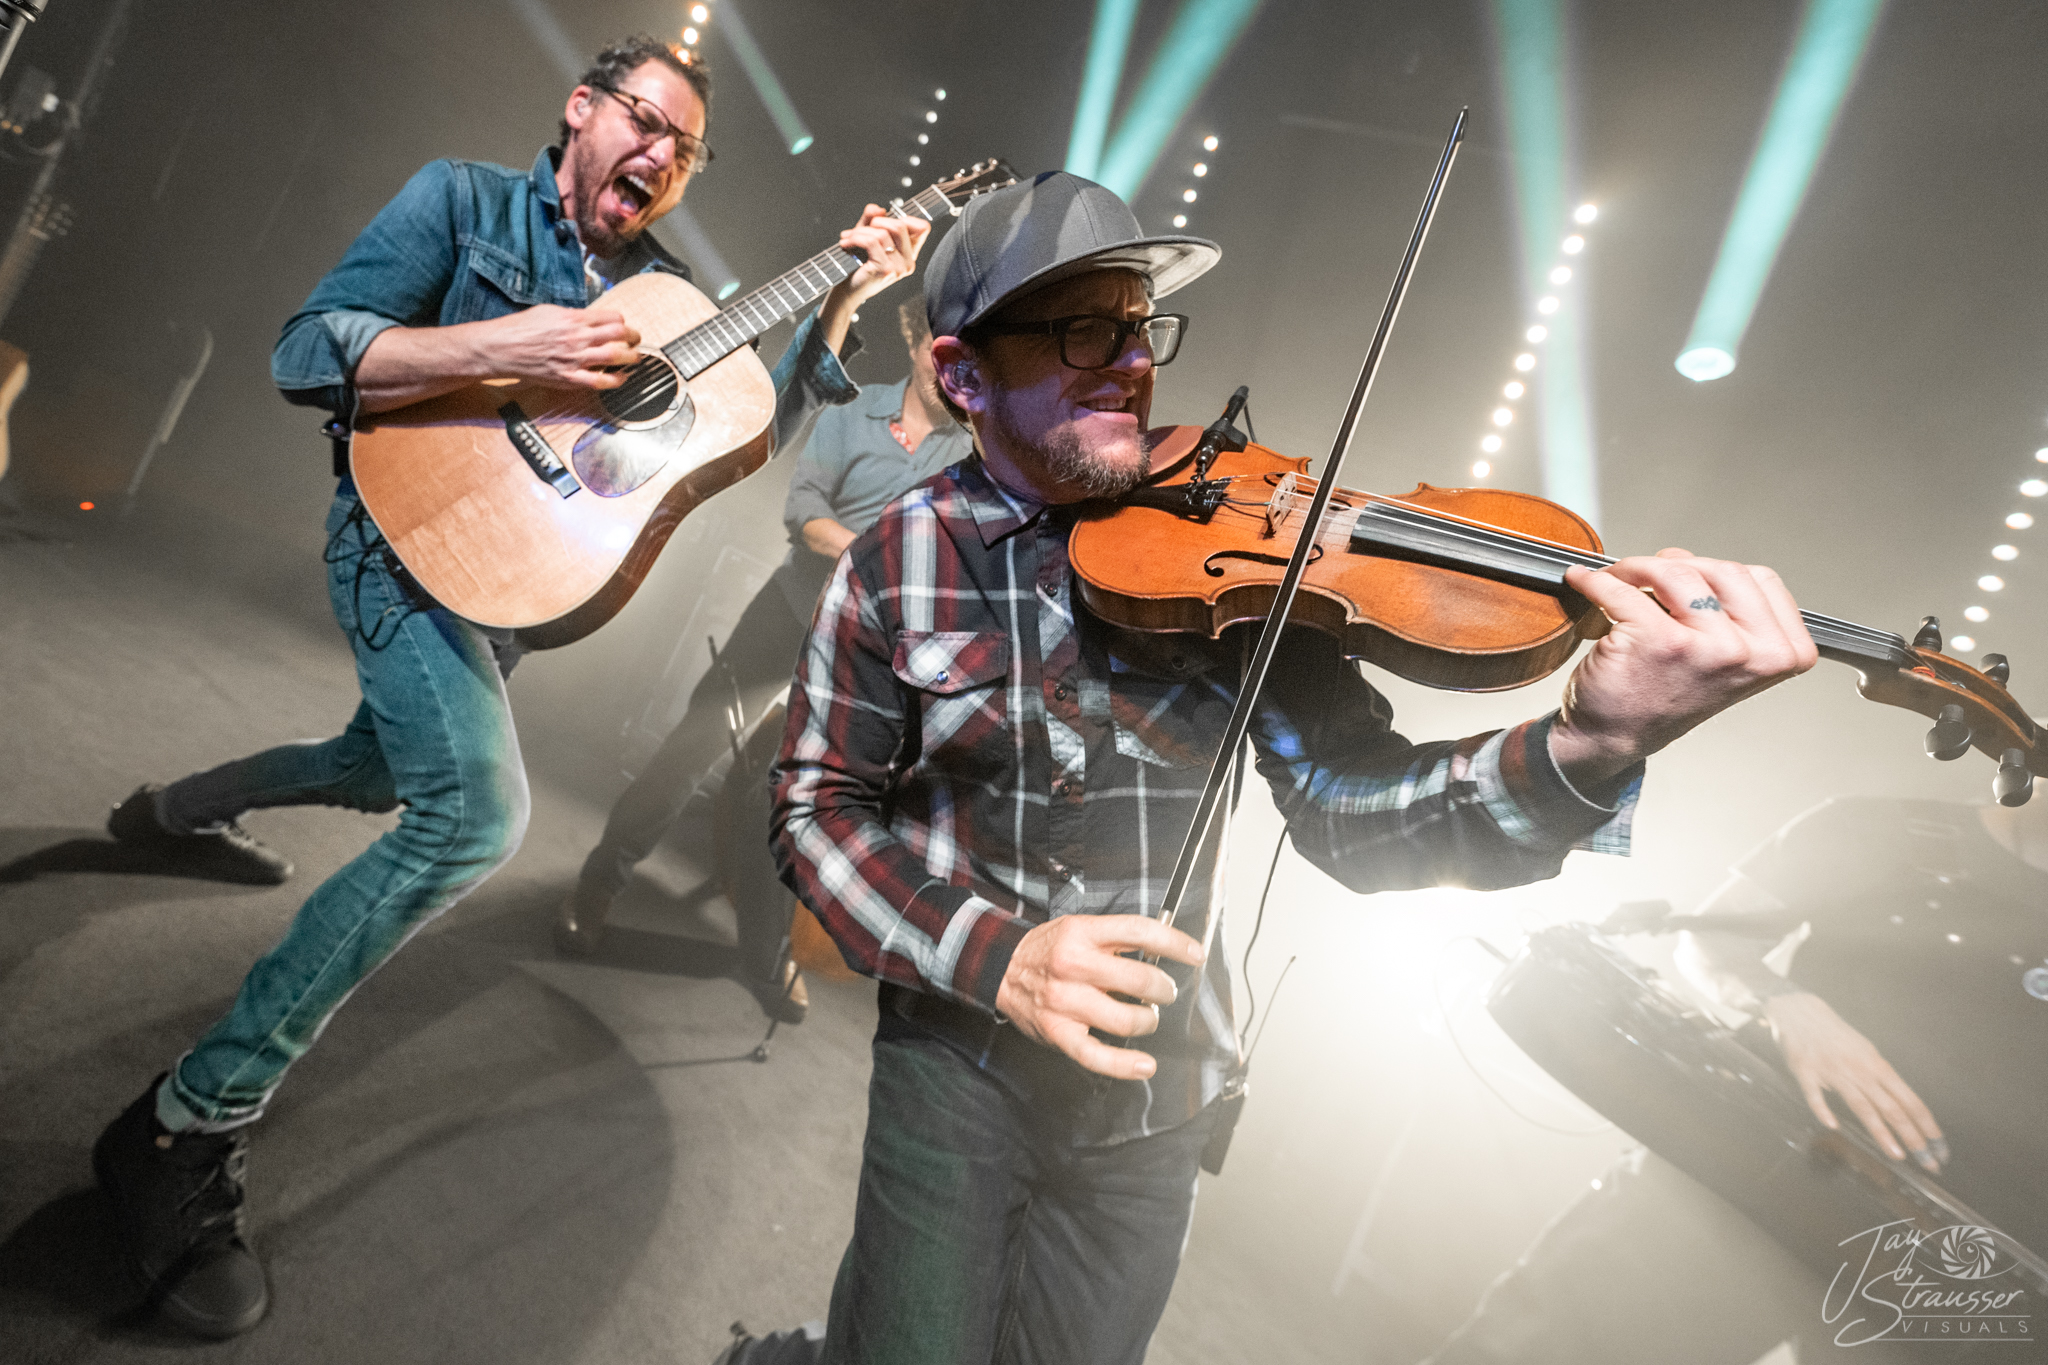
[1251,632,1640,892]
[767,313,861,459]
[271,161,462,413]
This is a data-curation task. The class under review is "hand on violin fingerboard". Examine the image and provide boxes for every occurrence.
[1551,550,1818,789]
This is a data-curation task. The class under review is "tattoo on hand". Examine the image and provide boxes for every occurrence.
[1689,596,1722,612]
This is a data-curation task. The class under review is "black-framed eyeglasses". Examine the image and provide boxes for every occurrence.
[975,313,1188,370]
[590,83,715,174]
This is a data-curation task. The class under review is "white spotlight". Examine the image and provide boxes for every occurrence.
[1193,162,1208,176]
[935,88,947,100]
[1492,407,1514,427]
[1514,353,1536,372]
[901,177,913,187]
[1575,203,1599,223]
[1182,189,1197,202]
[1562,235,1585,254]
[917,133,928,145]
[1172,214,1187,228]
[909,155,920,166]
[682,26,699,44]
[1965,605,1990,623]
[691,4,708,20]
[2008,512,2034,529]
[2022,479,2047,497]
[1503,380,1525,399]
[1473,461,1492,478]
[1549,266,1572,285]
[1481,433,1503,453]
[1953,634,1978,652]
[925,111,938,123]
[1978,575,2005,592]
[1203,135,1219,151]
[1526,325,1548,343]
[1993,544,2019,561]
[1536,296,1559,314]
[2036,447,2048,463]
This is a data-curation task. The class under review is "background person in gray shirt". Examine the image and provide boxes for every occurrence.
[557,298,972,1020]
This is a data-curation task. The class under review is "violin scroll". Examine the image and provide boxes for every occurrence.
[1854,635,2040,805]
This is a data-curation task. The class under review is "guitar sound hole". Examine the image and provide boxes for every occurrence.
[599,354,683,426]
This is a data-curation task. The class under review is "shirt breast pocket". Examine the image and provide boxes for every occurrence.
[448,245,551,324]
[893,631,1011,772]
[1105,634,1229,771]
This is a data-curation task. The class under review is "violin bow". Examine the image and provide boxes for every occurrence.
[1150,108,1467,935]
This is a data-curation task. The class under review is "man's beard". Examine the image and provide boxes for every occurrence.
[988,392,1148,500]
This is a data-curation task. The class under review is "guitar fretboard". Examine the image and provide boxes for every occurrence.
[664,182,955,380]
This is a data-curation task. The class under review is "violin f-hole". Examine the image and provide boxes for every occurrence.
[1205,544,1323,578]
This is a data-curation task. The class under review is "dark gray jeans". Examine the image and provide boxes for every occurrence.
[738,1015,1219,1365]
[575,582,806,978]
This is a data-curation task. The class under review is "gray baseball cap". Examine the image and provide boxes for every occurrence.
[924,171,1220,338]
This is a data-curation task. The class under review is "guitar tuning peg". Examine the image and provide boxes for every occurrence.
[1913,615,1943,652]
[1983,653,2011,685]
[1926,702,1973,761]
[1995,748,2034,807]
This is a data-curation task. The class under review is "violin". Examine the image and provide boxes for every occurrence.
[1070,425,2045,803]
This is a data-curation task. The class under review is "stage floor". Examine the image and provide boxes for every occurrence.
[0,510,1368,1363]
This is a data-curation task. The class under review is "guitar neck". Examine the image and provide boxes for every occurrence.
[663,182,955,380]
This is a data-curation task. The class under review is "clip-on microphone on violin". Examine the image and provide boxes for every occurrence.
[1192,384,1250,482]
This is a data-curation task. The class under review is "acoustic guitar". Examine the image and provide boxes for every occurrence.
[350,160,1016,649]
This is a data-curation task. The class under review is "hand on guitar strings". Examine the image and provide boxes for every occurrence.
[1762,991,1947,1171]
[817,204,933,353]
[1551,549,1818,791]
[353,303,644,411]
[995,913,1205,1080]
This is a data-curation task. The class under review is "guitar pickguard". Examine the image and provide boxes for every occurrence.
[570,390,697,497]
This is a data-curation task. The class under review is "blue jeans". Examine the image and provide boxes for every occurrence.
[743,1011,1218,1365]
[155,484,529,1130]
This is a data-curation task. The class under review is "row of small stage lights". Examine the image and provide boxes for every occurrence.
[1469,202,1600,484]
[680,4,709,56]
[1946,447,2048,656]
[1169,134,1220,232]
[901,89,947,190]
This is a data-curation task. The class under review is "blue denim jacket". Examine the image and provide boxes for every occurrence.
[272,146,858,451]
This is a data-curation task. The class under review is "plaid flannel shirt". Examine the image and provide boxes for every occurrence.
[772,456,1640,1145]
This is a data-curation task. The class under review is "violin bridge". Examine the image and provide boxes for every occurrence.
[1264,473,1300,539]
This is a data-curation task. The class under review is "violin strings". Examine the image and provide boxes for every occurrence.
[1204,475,1909,662]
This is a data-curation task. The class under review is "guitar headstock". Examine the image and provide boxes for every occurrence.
[927,159,1019,215]
[1853,615,2041,805]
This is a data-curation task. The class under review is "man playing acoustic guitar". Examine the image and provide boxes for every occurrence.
[89,34,928,1339]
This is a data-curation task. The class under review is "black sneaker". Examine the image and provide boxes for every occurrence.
[107,784,292,886]
[93,1076,270,1339]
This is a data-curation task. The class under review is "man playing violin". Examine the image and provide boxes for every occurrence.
[88,33,929,1339]
[724,170,1816,1365]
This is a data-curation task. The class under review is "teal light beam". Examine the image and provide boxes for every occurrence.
[715,1,815,156]
[503,0,740,298]
[1066,0,1141,181]
[1676,0,1885,381]
[1064,0,1146,181]
[1094,0,1262,202]
[1492,0,1599,524]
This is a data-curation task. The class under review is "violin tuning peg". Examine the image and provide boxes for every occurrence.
[1995,748,2034,807]
[1926,702,1973,761]
[1983,653,2011,685]
[1913,615,1944,652]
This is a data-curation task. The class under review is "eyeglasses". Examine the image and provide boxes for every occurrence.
[975,313,1188,370]
[589,83,715,174]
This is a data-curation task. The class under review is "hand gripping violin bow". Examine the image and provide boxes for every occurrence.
[1072,109,2043,950]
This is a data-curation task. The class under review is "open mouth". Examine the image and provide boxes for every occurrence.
[1077,395,1138,421]
[611,171,653,217]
